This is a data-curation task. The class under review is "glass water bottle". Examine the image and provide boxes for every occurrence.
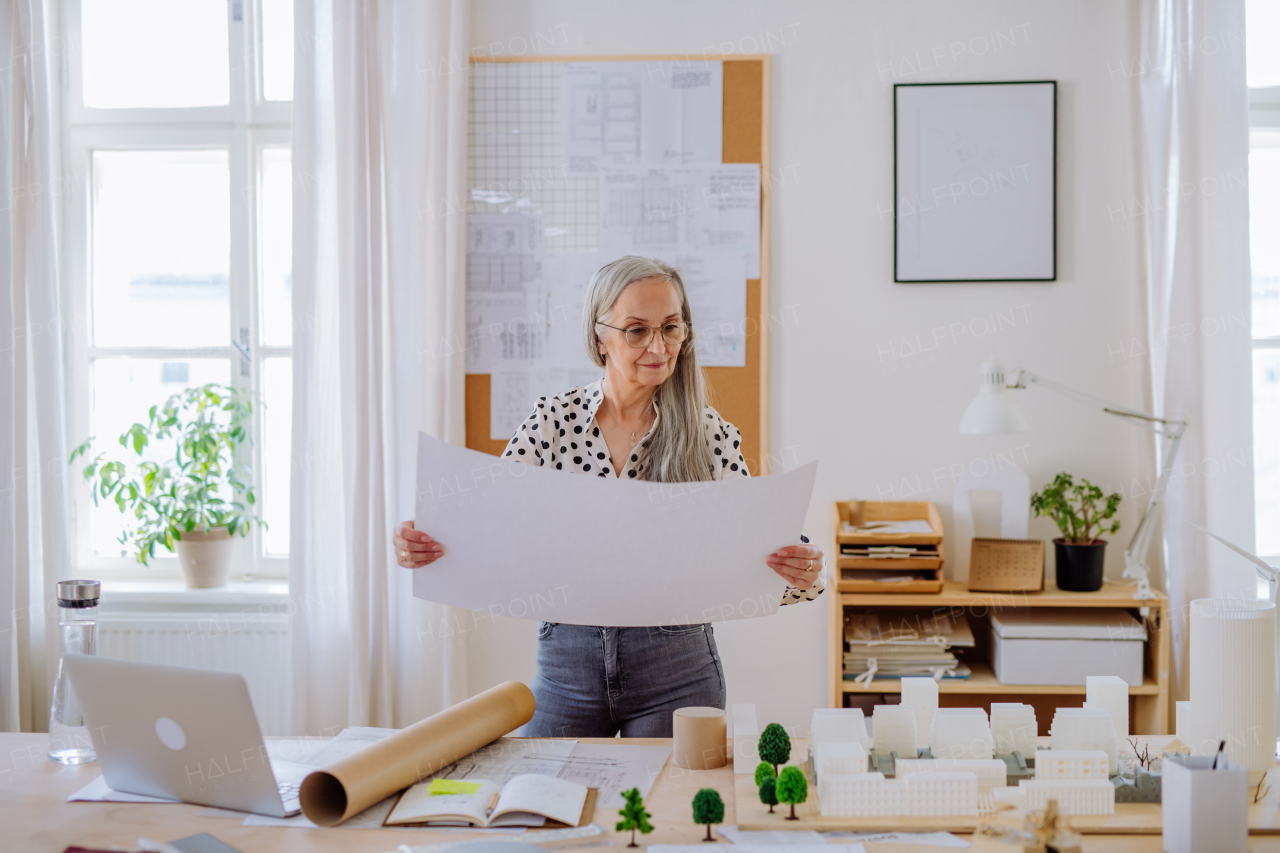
[48,579,100,765]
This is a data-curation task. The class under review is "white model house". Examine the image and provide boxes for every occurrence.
[1035,749,1110,779]
[1085,675,1130,740]
[900,677,939,747]
[818,770,978,818]
[1050,708,1119,772]
[929,707,993,759]
[873,705,918,756]
[813,741,869,784]
[732,703,760,775]
[990,703,1038,756]
[1019,779,1116,815]
[896,758,1007,792]
[809,708,871,782]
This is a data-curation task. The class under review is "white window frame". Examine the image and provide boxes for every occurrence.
[1250,82,1280,570]
[61,0,291,582]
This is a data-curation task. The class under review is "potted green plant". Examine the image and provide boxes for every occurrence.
[1030,472,1122,592]
[70,384,265,588]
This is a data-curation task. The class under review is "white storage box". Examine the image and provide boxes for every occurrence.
[990,607,1146,686]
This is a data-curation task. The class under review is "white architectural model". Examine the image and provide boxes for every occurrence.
[1085,675,1129,740]
[873,705,917,756]
[819,771,978,817]
[809,708,870,777]
[929,707,993,759]
[1050,708,1118,773]
[1019,779,1116,815]
[896,758,1007,792]
[1175,700,1191,745]
[811,708,870,749]
[1035,749,1110,780]
[814,741,869,783]
[991,703,1038,756]
[900,677,938,747]
[732,703,760,775]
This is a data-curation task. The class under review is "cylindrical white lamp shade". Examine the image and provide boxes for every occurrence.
[1189,598,1276,771]
[958,359,1030,435]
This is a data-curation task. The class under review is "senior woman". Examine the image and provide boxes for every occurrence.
[393,256,824,737]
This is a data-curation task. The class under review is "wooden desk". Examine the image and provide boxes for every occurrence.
[0,733,1275,852]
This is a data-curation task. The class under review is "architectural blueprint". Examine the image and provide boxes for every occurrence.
[421,738,672,811]
[560,61,723,175]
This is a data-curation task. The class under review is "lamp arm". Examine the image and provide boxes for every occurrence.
[1014,371,1185,437]
[1122,423,1187,583]
[1011,369,1189,603]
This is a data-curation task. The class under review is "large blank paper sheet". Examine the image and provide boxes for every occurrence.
[413,433,816,626]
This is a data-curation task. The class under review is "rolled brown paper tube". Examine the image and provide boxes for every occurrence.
[672,706,727,770]
[299,680,536,826]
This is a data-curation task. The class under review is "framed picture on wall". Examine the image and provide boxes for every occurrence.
[894,81,1057,283]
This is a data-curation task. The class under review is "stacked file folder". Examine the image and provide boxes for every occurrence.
[842,608,975,684]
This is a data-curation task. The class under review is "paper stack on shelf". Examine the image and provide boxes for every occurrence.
[842,609,974,684]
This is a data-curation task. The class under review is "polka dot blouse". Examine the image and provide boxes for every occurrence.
[501,379,824,606]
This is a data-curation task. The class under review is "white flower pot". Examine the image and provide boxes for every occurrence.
[175,527,234,588]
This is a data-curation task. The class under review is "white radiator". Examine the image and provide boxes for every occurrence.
[98,612,290,735]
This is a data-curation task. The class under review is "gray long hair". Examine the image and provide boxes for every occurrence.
[582,256,715,483]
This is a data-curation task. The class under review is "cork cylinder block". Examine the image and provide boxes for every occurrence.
[673,707,728,770]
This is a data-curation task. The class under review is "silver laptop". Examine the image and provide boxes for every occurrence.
[65,655,306,817]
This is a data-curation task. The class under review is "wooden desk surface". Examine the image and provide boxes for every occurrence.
[1,733,1277,853]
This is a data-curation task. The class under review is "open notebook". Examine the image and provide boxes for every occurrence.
[384,774,595,828]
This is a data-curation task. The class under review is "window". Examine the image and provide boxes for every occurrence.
[1249,0,1280,565]
[64,0,291,580]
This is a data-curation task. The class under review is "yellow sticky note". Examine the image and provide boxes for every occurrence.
[428,779,483,796]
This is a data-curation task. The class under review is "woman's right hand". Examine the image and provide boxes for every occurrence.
[393,520,444,568]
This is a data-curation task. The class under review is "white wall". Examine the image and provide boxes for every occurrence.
[466,0,1153,735]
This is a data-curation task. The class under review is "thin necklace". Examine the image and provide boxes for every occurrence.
[608,404,651,448]
[601,380,653,449]
[628,409,652,447]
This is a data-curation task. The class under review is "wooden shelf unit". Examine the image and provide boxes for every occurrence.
[828,506,1172,735]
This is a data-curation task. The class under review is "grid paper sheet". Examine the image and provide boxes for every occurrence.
[470,62,598,252]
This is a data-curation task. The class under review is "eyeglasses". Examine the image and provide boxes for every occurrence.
[597,321,690,349]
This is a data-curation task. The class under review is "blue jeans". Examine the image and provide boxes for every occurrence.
[520,622,726,738]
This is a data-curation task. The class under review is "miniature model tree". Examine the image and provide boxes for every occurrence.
[776,765,809,821]
[758,723,792,776]
[754,761,776,788]
[691,787,725,842]
[616,787,653,847]
[759,774,778,813]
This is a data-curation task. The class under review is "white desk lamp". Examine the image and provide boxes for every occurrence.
[958,357,1188,605]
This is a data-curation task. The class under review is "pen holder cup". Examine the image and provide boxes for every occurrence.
[1161,754,1247,853]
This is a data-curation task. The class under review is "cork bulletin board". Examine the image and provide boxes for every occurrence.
[464,55,772,473]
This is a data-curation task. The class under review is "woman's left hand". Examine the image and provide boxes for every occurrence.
[768,545,823,590]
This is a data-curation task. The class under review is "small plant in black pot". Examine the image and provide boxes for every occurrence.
[1030,472,1122,592]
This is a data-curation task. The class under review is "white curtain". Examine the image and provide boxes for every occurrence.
[1135,0,1255,700]
[0,0,70,733]
[290,0,471,735]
